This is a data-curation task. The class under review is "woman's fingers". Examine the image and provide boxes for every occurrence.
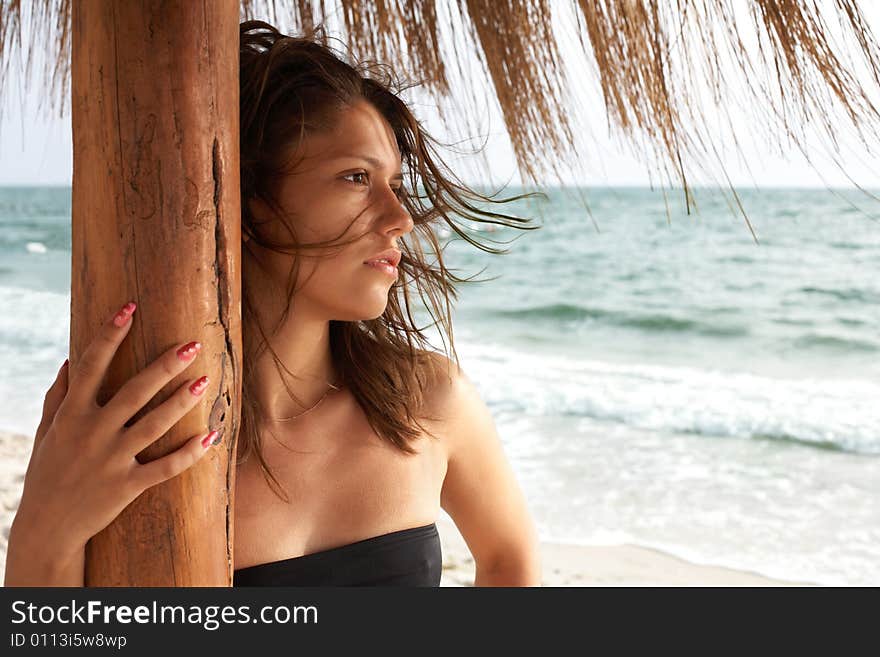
[130,429,218,492]
[65,302,136,409]
[28,358,70,479]
[101,340,204,429]
[34,358,69,447]
[120,375,211,456]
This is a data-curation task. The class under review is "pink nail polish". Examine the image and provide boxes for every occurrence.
[201,430,219,448]
[189,375,209,396]
[112,302,136,328]
[177,341,201,361]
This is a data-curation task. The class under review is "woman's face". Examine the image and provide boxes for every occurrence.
[246,99,414,321]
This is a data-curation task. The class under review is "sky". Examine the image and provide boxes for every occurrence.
[1,1,880,189]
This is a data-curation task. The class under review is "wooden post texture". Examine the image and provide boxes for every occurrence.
[70,0,241,586]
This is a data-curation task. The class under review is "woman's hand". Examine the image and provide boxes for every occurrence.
[7,301,218,582]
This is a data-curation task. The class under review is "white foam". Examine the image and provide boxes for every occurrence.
[0,285,70,436]
[452,335,880,454]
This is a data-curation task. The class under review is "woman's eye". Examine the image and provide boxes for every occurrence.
[343,173,405,199]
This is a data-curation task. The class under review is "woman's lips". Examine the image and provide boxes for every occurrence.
[364,260,398,277]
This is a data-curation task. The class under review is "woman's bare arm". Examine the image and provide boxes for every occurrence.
[427,356,542,586]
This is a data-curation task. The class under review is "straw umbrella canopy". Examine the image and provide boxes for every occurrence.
[4,1,880,226]
[1,1,878,585]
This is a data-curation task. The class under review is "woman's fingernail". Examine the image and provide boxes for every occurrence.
[189,375,209,396]
[177,341,201,362]
[112,301,137,327]
[201,430,219,448]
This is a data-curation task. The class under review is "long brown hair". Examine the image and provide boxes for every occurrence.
[237,19,540,501]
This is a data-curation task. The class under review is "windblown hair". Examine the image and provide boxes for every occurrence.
[237,19,539,501]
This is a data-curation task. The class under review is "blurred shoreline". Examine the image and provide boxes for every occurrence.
[437,514,808,586]
[0,429,805,587]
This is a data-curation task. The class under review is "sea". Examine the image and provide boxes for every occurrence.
[1,185,878,585]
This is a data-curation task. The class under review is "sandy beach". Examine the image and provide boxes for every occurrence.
[0,429,806,586]
[436,513,807,586]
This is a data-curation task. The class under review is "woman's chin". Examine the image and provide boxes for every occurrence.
[361,304,389,321]
[335,300,389,322]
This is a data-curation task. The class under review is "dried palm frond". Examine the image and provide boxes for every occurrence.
[2,0,880,234]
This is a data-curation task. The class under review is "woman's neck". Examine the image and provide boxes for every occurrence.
[249,300,340,422]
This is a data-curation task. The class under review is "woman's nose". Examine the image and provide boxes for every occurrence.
[376,187,414,237]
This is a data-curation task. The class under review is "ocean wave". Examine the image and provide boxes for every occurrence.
[455,338,880,456]
[836,317,867,327]
[771,317,814,327]
[747,432,849,452]
[493,303,604,321]
[490,303,750,338]
[799,286,879,303]
[792,333,879,352]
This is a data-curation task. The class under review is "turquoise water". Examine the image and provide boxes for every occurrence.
[1,185,878,584]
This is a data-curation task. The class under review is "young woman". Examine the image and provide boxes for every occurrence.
[5,20,541,587]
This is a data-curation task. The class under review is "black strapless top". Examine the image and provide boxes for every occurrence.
[233,523,442,587]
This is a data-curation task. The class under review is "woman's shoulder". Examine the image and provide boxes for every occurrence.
[413,349,505,477]
[417,349,458,379]
[415,349,464,405]
[414,350,486,435]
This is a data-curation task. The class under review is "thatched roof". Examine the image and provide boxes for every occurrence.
[2,1,880,235]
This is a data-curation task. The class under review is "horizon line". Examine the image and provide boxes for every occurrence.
[1,182,879,192]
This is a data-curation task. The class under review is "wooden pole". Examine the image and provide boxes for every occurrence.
[70,0,241,586]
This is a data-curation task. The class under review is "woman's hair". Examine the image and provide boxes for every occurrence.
[237,19,539,501]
